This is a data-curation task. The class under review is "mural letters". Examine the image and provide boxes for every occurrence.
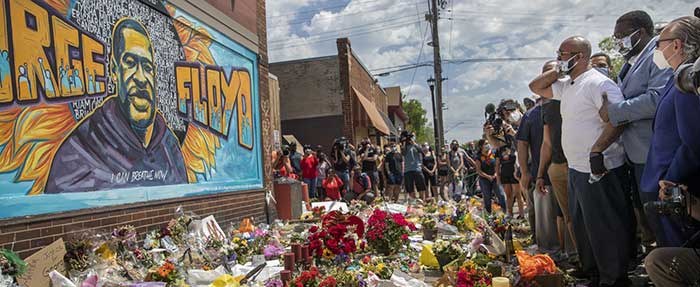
[0,0,262,218]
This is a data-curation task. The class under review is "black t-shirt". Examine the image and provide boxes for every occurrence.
[360,146,378,172]
[386,149,403,174]
[542,100,567,164]
[333,148,353,172]
[423,153,436,171]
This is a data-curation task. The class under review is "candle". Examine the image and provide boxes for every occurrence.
[291,243,302,261]
[280,270,292,287]
[301,245,310,264]
[492,277,510,287]
[283,252,295,271]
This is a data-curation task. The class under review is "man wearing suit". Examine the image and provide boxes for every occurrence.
[599,11,674,255]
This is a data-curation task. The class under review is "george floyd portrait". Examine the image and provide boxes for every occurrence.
[45,18,188,193]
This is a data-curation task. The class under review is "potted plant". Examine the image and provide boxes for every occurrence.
[421,217,438,241]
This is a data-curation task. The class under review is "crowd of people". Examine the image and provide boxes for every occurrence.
[272,9,700,287]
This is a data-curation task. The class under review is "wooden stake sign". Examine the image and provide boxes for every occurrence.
[16,238,67,287]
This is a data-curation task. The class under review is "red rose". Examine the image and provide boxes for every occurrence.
[401,234,408,241]
[309,226,319,233]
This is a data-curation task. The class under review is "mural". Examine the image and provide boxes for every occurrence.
[0,0,263,218]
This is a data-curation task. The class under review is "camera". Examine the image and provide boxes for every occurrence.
[281,145,290,156]
[675,56,700,96]
[484,101,516,134]
[651,186,686,215]
[399,130,414,143]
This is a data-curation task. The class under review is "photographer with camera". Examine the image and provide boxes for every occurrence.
[645,185,700,287]
[400,130,427,202]
[358,138,380,196]
[640,15,700,247]
[301,145,319,198]
[383,138,404,202]
[331,137,354,193]
[273,146,297,180]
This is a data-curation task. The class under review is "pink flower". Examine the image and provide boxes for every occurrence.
[401,234,408,241]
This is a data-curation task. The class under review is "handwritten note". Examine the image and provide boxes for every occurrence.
[16,238,67,287]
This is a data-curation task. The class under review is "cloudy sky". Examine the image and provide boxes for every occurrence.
[266,0,698,141]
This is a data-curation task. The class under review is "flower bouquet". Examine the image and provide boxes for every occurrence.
[433,239,463,272]
[291,266,322,287]
[455,262,492,287]
[307,211,364,264]
[360,256,393,280]
[0,249,27,278]
[147,260,186,286]
[365,209,415,256]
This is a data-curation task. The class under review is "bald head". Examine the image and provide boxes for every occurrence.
[561,36,592,59]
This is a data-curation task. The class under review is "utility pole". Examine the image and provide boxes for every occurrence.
[428,0,445,154]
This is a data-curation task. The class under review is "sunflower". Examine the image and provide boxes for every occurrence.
[322,248,334,260]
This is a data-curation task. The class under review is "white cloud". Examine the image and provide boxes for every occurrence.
[268,0,699,142]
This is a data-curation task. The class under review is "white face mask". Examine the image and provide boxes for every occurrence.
[557,55,579,74]
[616,29,641,56]
[509,110,522,123]
[653,44,677,70]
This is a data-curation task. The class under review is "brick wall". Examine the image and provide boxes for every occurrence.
[0,0,273,259]
[0,190,266,259]
[337,38,354,141]
[269,57,342,121]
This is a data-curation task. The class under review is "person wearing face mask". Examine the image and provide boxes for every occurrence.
[301,145,319,198]
[641,16,700,247]
[447,140,465,200]
[473,139,507,214]
[530,36,632,286]
[384,139,404,202]
[600,10,675,258]
[591,52,612,79]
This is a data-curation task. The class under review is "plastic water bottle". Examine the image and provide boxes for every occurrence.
[588,173,604,184]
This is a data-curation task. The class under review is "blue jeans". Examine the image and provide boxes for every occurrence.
[479,177,506,213]
[303,178,317,198]
[336,170,350,192]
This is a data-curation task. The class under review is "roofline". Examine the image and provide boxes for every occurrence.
[269,55,337,66]
[349,50,387,96]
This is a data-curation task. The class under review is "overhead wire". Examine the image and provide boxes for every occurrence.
[269,15,419,44]
[402,0,432,100]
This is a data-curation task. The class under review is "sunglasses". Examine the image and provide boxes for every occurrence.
[655,38,679,49]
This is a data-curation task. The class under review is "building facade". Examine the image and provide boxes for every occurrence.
[270,38,397,151]
[0,0,273,258]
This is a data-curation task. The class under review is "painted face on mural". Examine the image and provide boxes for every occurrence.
[111,19,157,130]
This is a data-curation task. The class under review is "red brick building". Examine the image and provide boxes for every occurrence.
[0,0,273,258]
[269,38,398,150]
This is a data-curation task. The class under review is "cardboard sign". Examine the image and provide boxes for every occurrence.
[16,238,67,287]
[311,201,349,213]
[200,215,226,242]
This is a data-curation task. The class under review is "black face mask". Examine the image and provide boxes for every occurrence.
[452,147,458,151]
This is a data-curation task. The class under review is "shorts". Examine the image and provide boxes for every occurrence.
[423,171,438,187]
[500,163,518,184]
[500,174,519,184]
[404,171,427,193]
[387,172,403,185]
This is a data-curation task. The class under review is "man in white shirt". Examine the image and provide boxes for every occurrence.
[529,36,633,287]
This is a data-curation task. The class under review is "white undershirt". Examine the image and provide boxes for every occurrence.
[552,69,626,173]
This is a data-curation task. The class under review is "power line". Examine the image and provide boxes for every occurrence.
[403,2,431,100]
[371,56,554,75]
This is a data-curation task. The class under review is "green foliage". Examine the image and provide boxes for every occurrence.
[598,37,626,80]
[402,99,435,145]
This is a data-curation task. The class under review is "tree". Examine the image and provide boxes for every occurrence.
[598,37,626,80]
[402,99,435,146]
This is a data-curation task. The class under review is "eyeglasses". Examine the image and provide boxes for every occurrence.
[656,38,679,48]
[613,29,640,41]
[556,50,581,59]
